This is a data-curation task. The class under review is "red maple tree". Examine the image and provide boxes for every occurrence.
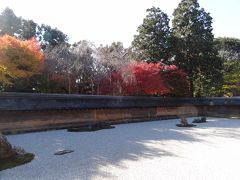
[99,62,189,97]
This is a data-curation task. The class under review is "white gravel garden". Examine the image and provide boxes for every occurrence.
[1,117,240,180]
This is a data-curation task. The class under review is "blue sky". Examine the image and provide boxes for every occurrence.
[0,0,239,47]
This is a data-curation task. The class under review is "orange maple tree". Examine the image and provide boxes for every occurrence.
[0,35,44,86]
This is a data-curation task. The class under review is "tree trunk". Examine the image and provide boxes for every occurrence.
[68,73,71,94]
[188,69,194,97]
[189,79,194,97]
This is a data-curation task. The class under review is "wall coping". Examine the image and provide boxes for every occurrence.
[0,92,239,111]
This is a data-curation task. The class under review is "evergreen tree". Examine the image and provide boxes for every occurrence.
[172,0,222,97]
[19,19,37,40]
[214,37,240,96]
[132,7,172,63]
[36,24,68,49]
[214,37,240,61]
[0,7,21,36]
[0,8,68,49]
[0,8,37,40]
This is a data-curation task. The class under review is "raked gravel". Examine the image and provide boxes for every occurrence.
[1,117,240,180]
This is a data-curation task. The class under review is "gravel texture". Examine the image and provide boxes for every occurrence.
[1,117,240,180]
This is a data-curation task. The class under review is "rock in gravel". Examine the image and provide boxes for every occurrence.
[67,122,115,132]
[176,117,196,127]
[54,150,74,155]
[192,117,207,123]
[0,134,16,160]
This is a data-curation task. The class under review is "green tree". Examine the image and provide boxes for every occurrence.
[132,7,172,63]
[214,37,240,96]
[0,8,67,46]
[214,37,240,61]
[36,24,68,49]
[0,7,21,36]
[0,8,37,40]
[172,0,222,97]
[19,19,37,40]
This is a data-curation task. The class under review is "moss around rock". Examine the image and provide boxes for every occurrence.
[0,134,34,171]
[0,153,34,171]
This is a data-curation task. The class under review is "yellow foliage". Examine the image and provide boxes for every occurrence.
[0,35,44,86]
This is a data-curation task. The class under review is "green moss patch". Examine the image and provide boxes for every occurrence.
[0,153,34,171]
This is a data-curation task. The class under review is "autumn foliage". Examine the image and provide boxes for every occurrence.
[0,35,44,86]
[99,62,189,97]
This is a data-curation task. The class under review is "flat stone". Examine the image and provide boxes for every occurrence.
[67,122,115,132]
[176,124,196,127]
[54,150,74,155]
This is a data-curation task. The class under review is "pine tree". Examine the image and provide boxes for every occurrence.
[172,0,222,97]
[132,7,172,63]
[0,7,21,36]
